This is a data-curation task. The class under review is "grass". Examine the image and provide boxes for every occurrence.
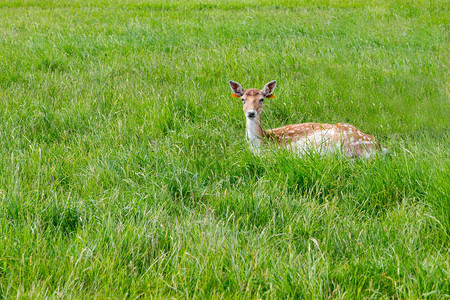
[0,0,449,298]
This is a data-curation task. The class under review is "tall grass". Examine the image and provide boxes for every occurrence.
[0,0,449,298]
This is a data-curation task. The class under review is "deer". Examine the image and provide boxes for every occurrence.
[229,80,387,158]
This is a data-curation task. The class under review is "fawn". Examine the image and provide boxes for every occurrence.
[229,80,387,158]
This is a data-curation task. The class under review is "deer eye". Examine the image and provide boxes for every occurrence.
[259,98,264,103]
[241,98,245,104]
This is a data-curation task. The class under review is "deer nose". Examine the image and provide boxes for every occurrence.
[246,110,257,118]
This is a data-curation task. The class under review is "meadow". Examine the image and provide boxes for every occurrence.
[0,0,449,298]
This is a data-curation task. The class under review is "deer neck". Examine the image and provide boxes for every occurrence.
[246,115,264,153]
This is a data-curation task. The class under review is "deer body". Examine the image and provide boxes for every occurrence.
[229,80,386,158]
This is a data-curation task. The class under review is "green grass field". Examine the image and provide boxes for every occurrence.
[0,0,449,298]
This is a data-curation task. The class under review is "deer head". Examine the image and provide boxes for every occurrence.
[229,80,276,120]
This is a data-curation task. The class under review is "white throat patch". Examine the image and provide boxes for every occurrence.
[246,117,261,153]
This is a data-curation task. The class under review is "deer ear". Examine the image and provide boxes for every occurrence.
[262,80,277,97]
[229,81,244,96]
[266,94,275,98]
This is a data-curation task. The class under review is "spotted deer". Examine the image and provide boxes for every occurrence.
[229,80,387,158]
